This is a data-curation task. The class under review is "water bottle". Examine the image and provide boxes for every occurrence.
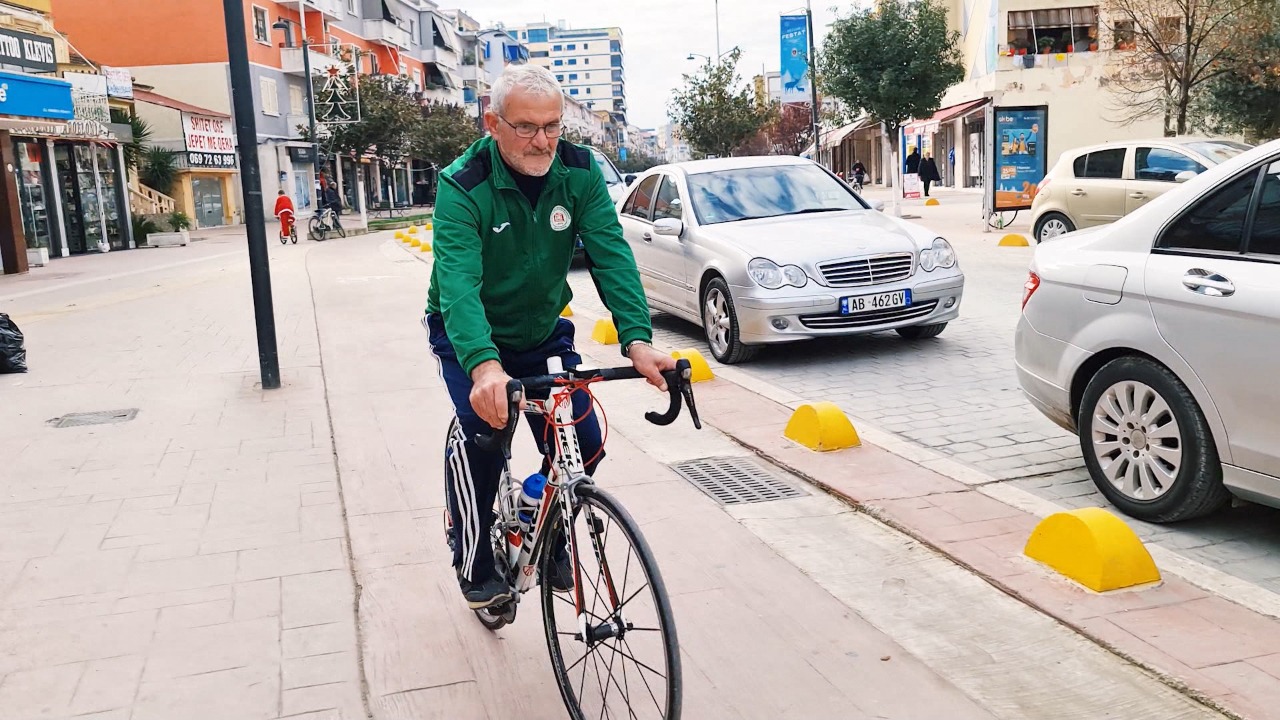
[517,472,548,534]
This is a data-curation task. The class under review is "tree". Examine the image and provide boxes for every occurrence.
[1195,5,1280,140]
[1104,0,1267,135]
[308,73,423,166]
[668,48,770,157]
[819,0,964,140]
[769,103,815,156]
[139,146,178,193]
[411,100,481,169]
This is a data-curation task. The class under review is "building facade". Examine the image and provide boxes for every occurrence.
[503,22,627,130]
[444,9,486,122]
[55,0,468,225]
[0,0,138,275]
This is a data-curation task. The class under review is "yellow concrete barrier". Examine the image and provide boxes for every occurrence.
[925,198,940,206]
[999,234,1030,247]
[394,230,406,241]
[784,402,860,451]
[671,348,714,382]
[561,305,573,317]
[409,237,421,247]
[419,240,431,252]
[1024,507,1161,592]
[425,222,434,231]
[591,318,619,345]
[407,225,419,235]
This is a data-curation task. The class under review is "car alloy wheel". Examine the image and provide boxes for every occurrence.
[1090,380,1183,501]
[1035,213,1074,243]
[704,287,731,358]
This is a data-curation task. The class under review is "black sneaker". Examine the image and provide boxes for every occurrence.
[547,553,575,593]
[460,573,512,610]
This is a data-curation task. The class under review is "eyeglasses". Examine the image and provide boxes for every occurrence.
[499,115,564,139]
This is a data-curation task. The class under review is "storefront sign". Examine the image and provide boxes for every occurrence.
[181,111,236,168]
[992,105,1049,211]
[0,70,73,120]
[287,146,315,164]
[65,72,110,124]
[102,66,133,99]
[0,28,56,72]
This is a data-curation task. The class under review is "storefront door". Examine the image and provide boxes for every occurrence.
[13,139,59,256]
[192,177,224,227]
[54,143,96,254]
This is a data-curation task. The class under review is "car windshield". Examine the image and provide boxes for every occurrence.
[685,163,867,225]
[591,149,624,185]
[1186,141,1253,164]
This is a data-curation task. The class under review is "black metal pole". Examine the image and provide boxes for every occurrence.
[223,0,281,390]
[301,38,322,176]
[805,0,821,154]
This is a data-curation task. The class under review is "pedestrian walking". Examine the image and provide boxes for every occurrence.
[920,152,941,197]
[905,148,921,175]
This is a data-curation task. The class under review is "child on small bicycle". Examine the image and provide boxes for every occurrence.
[273,190,296,241]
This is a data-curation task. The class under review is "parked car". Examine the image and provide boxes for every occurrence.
[1015,139,1280,522]
[574,147,629,262]
[616,156,965,363]
[1030,137,1252,244]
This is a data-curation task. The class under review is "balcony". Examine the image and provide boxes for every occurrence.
[280,47,334,77]
[302,0,343,18]
[364,19,411,49]
[417,45,458,69]
[458,64,481,83]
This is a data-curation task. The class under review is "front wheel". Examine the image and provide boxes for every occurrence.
[1078,357,1231,522]
[701,278,758,364]
[543,484,681,720]
[897,322,947,340]
[1034,212,1076,243]
[332,217,347,239]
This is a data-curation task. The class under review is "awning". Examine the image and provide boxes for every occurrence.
[426,63,457,89]
[902,98,989,136]
[820,115,874,150]
[133,89,229,118]
[431,15,456,52]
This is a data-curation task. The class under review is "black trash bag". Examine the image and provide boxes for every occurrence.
[0,313,28,373]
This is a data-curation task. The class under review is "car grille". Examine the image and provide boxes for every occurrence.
[817,253,915,287]
[798,301,939,329]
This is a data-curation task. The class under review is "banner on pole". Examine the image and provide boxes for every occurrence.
[780,15,810,105]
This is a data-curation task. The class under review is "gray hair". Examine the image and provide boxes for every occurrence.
[489,63,563,116]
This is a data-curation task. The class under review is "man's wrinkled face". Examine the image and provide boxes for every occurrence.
[485,87,562,177]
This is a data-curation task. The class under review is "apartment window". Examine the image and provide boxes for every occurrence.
[369,53,379,74]
[553,44,562,51]
[399,62,408,76]
[569,73,578,80]
[528,28,548,42]
[611,55,622,67]
[531,50,549,58]
[252,6,269,44]
[610,40,621,52]
[570,88,579,95]
[347,0,357,14]
[521,31,527,39]
[585,73,590,79]
[1113,20,1136,50]
[612,70,623,82]
[260,76,279,116]
[1007,7,1098,54]
[554,59,563,66]
[413,68,423,91]
[587,88,592,94]
[583,43,589,49]
[568,58,577,65]
[277,17,295,47]
[567,44,576,50]
[289,83,305,115]
[612,83,622,96]
[584,58,590,65]
[557,74,564,81]
[410,19,418,45]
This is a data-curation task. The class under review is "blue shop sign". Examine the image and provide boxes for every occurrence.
[0,70,74,120]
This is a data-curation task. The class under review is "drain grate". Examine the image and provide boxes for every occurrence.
[670,456,806,505]
[49,409,139,429]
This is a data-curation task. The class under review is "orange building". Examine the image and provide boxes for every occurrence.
[54,0,465,224]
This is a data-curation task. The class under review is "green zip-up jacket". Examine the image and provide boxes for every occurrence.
[426,137,653,375]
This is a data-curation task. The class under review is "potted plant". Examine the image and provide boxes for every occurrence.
[1038,36,1056,54]
[146,211,193,248]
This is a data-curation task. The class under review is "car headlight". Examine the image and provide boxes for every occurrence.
[748,258,808,289]
[919,238,956,272]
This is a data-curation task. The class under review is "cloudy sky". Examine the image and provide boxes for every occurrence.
[451,0,849,128]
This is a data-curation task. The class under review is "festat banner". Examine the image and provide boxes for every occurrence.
[993,105,1049,211]
[780,15,810,105]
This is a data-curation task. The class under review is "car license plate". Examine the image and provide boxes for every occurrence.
[840,289,911,315]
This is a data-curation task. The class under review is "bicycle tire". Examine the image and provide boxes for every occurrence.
[541,484,681,720]
[333,219,347,238]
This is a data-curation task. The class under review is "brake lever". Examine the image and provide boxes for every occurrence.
[475,379,523,459]
[681,378,702,430]
[644,359,692,427]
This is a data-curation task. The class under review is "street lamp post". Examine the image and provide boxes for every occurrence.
[273,15,322,188]
[222,0,281,390]
[714,0,721,59]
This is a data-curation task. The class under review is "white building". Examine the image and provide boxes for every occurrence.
[658,124,692,163]
[445,9,486,119]
[476,28,528,90]
[504,21,627,129]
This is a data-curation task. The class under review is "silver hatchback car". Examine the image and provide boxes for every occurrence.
[1016,139,1280,522]
[615,156,965,363]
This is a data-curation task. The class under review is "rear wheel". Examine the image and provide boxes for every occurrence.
[1034,212,1075,243]
[543,484,681,720]
[1078,357,1231,522]
[702,278,758,364]
[332,216,347,238]
[309,215,327,242]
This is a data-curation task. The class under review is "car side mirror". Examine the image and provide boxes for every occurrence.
[624,174,637,185]
[1175,170,1198,183]
[652,218,683,237]
[872,200,885,212]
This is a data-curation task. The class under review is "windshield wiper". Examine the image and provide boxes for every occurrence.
[791,207,849,214]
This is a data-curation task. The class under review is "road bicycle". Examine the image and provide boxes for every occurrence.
[444,357,702,720]
[308,207,346,241]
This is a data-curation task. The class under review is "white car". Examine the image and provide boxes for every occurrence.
[1016,139,1280,522]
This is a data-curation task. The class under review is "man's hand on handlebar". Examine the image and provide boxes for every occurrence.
[470,360,521,430]
[628,343,677,392]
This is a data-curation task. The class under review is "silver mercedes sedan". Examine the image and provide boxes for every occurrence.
[615,156,965,363]
[1016,139,1280,522]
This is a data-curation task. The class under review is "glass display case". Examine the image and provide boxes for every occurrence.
[94,145,124,250]
[14,141,54,252]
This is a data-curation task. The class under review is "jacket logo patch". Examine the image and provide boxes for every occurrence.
[549,206,572,232]
[492,221,511,234]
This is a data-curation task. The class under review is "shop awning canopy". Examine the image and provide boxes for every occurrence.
[820,115,875,150]
[132,89,229,118]
[902,98,989,136]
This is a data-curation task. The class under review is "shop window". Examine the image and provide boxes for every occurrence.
[1007,6,1098,54]
[252,6,270,43]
